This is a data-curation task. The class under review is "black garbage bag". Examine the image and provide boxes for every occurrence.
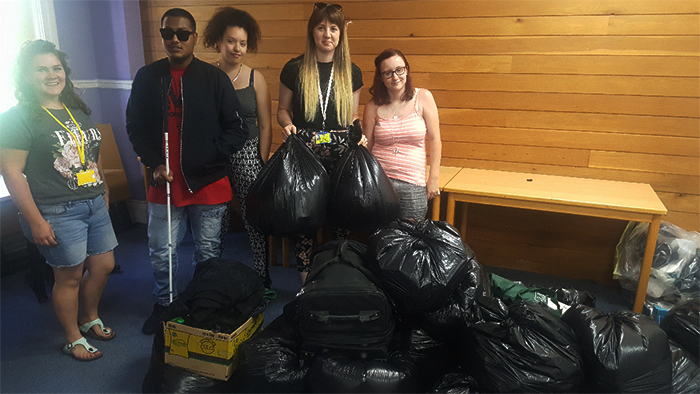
[459,296,584,393]
[550,286,597,308]
[660,298,700,359]
[307,350,419,393]
[328,119,400,232]
[430,369,480,394]
[397,326,458,392]
[421,244,491,337]
[246,133,329,237]
[368,219,470,314]
[561,304,672,393]
[233,305,308,393]
[669,340,699,394]
[142,326,232,393]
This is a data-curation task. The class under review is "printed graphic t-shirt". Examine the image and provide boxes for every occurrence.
[0,105,105,205]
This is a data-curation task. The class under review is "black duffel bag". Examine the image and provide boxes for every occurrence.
[297,240,396,361]
[246,133,329,237]
[328,119,400,232]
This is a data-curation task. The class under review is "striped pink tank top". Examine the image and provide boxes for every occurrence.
[373,89,426,186]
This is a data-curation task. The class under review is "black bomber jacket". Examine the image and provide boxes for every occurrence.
[126,56,248,192]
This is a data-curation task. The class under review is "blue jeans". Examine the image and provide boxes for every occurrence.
[19,194,118,267]
[147,202,226,305]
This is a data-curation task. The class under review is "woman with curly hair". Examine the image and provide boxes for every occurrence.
[203,7,274,294]
[0,40,117,361]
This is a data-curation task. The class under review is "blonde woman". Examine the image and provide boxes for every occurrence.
[276,3,362,283]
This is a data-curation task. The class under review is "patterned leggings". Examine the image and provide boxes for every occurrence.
[219,137,271,287]
[391,178,428,220]
[294,129,350,272]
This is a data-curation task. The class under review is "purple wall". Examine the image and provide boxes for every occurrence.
[54,0,146,200]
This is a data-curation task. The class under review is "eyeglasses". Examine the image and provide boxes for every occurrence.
[381,66,407,80]
[314,3,342,11]
[159,28,194,41]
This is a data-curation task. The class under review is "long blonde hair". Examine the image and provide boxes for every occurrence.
[299,6,353,127]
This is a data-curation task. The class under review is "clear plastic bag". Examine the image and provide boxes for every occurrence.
[614,221,700,299]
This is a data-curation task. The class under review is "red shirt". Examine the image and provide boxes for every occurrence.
[147,67,232,207]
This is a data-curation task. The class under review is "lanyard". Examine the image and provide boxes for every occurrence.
[317,63,334,130]
[43,104,87,167]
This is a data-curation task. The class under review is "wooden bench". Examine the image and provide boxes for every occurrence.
[441,167,667,314]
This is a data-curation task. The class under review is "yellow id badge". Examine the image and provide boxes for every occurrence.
[315,132,331,144]
[76,169,97,186]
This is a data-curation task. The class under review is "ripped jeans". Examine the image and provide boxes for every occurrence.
[147,202,226,305]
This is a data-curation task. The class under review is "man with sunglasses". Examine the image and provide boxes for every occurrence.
[126,8,248,335]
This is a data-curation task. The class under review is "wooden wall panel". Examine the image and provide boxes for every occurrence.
[139,0,700,284]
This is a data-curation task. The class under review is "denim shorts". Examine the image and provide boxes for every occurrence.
[19,194,118,267]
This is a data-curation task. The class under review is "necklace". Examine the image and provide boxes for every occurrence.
[231,63,243,82]
[217,61,243,83]
[386,103,402,156]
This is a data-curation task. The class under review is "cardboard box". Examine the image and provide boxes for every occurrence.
[164,313,263,380]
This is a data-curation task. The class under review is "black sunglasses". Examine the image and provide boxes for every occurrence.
[314,3,342,11]
[159,28,194,41]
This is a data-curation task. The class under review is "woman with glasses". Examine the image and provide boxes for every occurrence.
[0,40,117,361]
[363,48,442,220]
[203,7,275,296]
[276,2,363,284]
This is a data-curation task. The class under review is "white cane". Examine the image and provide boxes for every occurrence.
[164,131,174,305]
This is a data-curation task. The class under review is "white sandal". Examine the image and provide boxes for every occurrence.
[62,337,102,361]
[79,318,115,341]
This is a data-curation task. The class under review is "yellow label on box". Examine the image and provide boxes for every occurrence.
[167,330,190,358]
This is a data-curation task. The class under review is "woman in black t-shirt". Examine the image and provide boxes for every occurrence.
[0,40,117,362]
[276,3,363,284]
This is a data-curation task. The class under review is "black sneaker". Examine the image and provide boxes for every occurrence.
[142,303,167,335]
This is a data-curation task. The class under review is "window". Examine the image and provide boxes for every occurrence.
[0,0,58,113]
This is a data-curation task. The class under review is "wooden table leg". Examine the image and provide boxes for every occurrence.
[432,194,441,221]
[282,237,290,268]
[633,215,661,313]
[269,236,277,266]
[460,203,468,239]
[446,194,456,227]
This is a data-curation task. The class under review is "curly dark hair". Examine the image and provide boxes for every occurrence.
[369,48,414,107]
[202,7,261,53]
[13,39,91,116]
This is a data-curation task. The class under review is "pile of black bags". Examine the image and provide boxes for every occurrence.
[145,220,700,393]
